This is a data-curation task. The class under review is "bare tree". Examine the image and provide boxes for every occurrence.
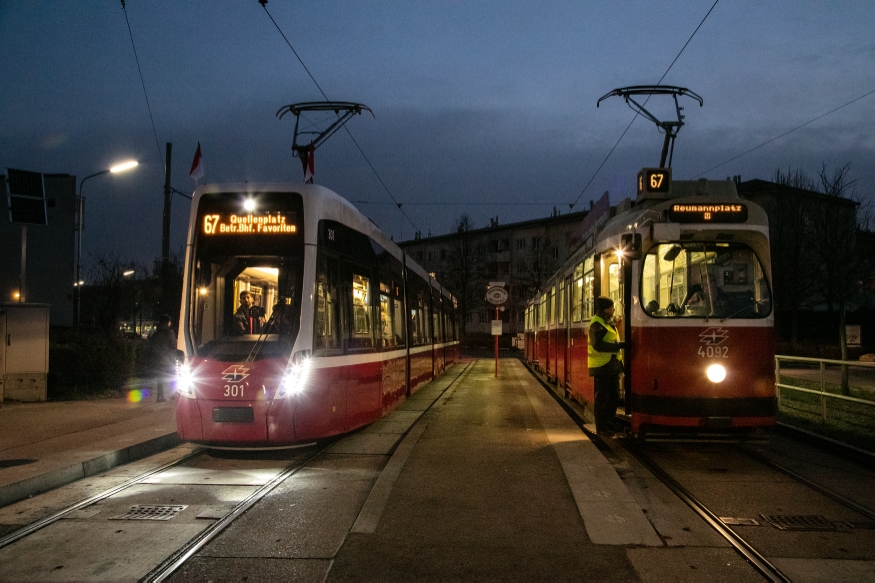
[808,164,861,393]
[518,234,558,295]
[771,167,818,344]
[438,214,486,334]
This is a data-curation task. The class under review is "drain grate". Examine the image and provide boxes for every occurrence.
[111,505,188,521]
[719,517,760,526]
[760,514,839,531]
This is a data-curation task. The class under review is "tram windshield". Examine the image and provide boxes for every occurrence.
[188,192,304,360]
[640,242,771,319]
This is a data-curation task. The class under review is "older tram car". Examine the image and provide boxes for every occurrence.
[526,169,775,437]
[175,183,459,447]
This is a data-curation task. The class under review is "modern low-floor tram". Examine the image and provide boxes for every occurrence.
[175,182,459,447]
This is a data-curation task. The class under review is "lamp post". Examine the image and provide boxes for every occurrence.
[76,160,138,332]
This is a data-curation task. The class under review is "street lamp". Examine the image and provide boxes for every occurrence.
[76,160,138,332]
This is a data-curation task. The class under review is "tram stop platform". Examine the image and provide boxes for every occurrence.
[0,384,178,508]
[325,358,761,581]
[0,360,767,581]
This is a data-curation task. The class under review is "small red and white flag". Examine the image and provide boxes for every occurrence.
[303,142,315,183]
[189,142,205,184]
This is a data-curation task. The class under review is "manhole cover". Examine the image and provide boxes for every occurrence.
[719,517,760,526]
[760,515,838,531]
[111,505,187,521]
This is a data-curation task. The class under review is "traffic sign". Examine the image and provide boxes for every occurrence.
[485,286,508,305]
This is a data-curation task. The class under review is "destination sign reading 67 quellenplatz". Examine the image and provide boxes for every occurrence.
[202,212,298,235]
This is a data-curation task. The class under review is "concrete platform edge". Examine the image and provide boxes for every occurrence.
[0,432,182,508]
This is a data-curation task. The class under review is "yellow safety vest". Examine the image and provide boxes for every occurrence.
[588,314,622,369]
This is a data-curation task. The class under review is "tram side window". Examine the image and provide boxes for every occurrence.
[314,255,340,353]
[572,264,583,322]
[558,280,566,324]
[350,271,374,349]
[432,296,442,342]
[538,296,546,328]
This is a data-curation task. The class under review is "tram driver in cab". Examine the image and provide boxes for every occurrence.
[234,290,265,335]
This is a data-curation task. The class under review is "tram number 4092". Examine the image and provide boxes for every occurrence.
[698,346,729,358]
[224,384,246,397]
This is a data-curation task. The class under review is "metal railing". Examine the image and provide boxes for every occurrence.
[775,355,875,426]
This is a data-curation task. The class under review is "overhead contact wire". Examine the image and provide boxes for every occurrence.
[120,1,163,166]
[696,86,875,176]
[259,2,422,234]
[568,0,719,210]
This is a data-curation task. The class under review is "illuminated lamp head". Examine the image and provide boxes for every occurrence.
[276,350,312,398]
[706,363,727,383]
[176,359,196,399]
[243,198,256,212]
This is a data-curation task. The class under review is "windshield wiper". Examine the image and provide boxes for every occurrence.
[720,299,770,322]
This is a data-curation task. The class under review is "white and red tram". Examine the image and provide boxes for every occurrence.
[525,170,775,437]
[174,183,459,447]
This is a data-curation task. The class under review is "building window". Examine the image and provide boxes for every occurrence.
[552,247,560,260]
[440,249,446,260]
[517,261,527,274]
[532,237,540,250]
[516,238,526,251]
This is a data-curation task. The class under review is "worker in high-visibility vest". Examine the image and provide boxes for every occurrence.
[588,296,626,436]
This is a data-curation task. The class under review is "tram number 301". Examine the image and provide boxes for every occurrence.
[224,384,246,397]
[698,346,729,358]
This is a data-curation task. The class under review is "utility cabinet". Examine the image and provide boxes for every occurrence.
[0,303,50,402]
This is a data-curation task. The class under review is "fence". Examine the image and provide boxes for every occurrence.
[775,355,875,451]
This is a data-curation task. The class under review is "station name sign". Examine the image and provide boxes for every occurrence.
[668,204,748,223]
[202,212,298,235]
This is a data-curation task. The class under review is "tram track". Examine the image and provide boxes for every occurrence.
[0,443,324,581]
[621,440,791,582]
[144,442,331,582]
[524,359,875,581]
[0,447,206,550]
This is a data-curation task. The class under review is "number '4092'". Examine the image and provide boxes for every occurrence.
[698,346,729,358]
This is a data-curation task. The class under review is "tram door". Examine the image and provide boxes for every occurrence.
[602,254,627,406]
[562,275,572,388]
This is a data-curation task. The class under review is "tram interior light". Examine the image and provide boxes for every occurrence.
[277,351,312,398]
[706,364,727,383]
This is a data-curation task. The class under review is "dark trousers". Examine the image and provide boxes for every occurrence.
[593,374,620,432]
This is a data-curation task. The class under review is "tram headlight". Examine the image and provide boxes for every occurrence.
[706,364,727,383]
[276,350,312,398]
[176,362,196,398]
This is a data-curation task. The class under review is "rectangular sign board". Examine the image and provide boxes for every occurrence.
[491,320,502,336]
[6,168,48,225]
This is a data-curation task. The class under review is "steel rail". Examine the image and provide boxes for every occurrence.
[519,359,790,582]
[738,444,875,521]
[0,447,205,549]
[146,362,472,582]
[622,442,791,583]
[142,442,332,583]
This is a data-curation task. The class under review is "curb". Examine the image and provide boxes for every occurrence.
[0,432,182,508]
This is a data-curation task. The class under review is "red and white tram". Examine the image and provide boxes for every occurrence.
[525,169,775,437]
[174,183,459,447]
